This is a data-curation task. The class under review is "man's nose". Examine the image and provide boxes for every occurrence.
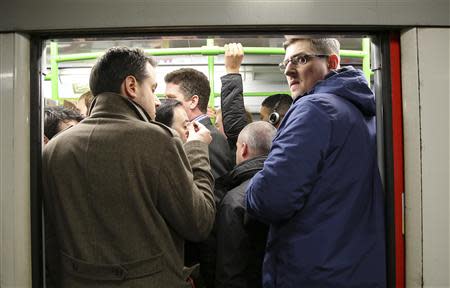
[284,61,297,77]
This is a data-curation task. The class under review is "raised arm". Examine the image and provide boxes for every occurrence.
[220,43,248,148]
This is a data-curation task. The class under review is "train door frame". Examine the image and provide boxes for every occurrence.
[30,35,44,288]
[29,29,405,288]
[377,32,406,288]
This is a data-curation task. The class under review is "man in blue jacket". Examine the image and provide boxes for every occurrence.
[246,38,386,287]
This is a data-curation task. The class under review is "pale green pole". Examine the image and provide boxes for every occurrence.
[50,42,59,101]
[362,38,372,87]
[206,39,215,109]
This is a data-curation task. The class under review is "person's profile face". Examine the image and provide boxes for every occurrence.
[165,83,192,118]
[135,63,159,119]
[214,111,226,137]
[283,40,329,100]
[171,106,190,143]
[259,106,271,122]
[58,120,79,132]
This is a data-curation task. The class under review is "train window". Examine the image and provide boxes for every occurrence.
[41,36,372,114]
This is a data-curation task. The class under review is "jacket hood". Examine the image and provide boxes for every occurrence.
[311,66,376,116]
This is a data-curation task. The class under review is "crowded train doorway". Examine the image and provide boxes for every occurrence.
[32,32,403,287]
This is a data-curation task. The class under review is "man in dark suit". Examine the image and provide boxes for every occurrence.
[165,68,233,287]
[165,68,233,181]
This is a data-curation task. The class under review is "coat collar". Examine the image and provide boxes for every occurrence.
[197,115,213,129]
[222,155,267,189]
[88,92,152,123]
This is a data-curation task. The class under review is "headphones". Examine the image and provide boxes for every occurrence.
[268,100,281,126]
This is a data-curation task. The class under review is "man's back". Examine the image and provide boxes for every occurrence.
[215,155,268,288]
[44,93,215,287]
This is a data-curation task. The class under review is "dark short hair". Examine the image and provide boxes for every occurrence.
[164,68,210,113]
[261,93,293,117]
[155,99,183,128]
[89,47,156,96]
[44,106,83,139]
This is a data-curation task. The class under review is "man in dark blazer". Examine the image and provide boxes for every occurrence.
[165,68,233,181]
[43,47,215,288]
[165,68,234,286]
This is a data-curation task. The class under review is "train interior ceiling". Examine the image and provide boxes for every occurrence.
[42,35,372,115]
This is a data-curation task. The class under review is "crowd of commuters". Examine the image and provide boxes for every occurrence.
[43,38,386,288]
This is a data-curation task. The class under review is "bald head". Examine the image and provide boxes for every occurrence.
[236,121,277,164]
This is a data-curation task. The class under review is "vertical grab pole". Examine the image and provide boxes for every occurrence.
[362,38,371,87]
[50,42,59,102]
[206,39,215,109]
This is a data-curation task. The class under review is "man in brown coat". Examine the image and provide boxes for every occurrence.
[43,47,215,287]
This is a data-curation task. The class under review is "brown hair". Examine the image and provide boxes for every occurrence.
[164,68,210,113]
[79,90,94,108]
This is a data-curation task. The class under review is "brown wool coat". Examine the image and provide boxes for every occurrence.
[43,92,215,288]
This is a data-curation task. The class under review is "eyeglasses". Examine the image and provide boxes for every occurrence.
[279,53,329,72]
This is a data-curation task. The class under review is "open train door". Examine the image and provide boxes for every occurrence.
[372,32,405,288]
[28,31,406,288]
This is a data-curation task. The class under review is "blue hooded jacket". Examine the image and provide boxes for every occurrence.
[246,67,386,288]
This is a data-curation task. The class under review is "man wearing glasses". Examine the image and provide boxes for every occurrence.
[246,38,386,287]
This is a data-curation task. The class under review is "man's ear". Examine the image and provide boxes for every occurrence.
[189,95,199,110]
[327,54,340,70]
[120,75,138,99]
[241,142,249,159]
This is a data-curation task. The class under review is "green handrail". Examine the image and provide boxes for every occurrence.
[50,42,59,100]
[157,91,291,98]
[214,91,290,97]
[362,38,372,87]
[46,41,371,102]
[47,47,366,65]
[207,39,215,108]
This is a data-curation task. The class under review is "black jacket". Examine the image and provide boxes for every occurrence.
[199,116,233,180]
[215,155,268,288]
[184,116,233,281]
[220,73,249,149]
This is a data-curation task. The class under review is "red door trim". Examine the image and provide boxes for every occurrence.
[389,33,405,288]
